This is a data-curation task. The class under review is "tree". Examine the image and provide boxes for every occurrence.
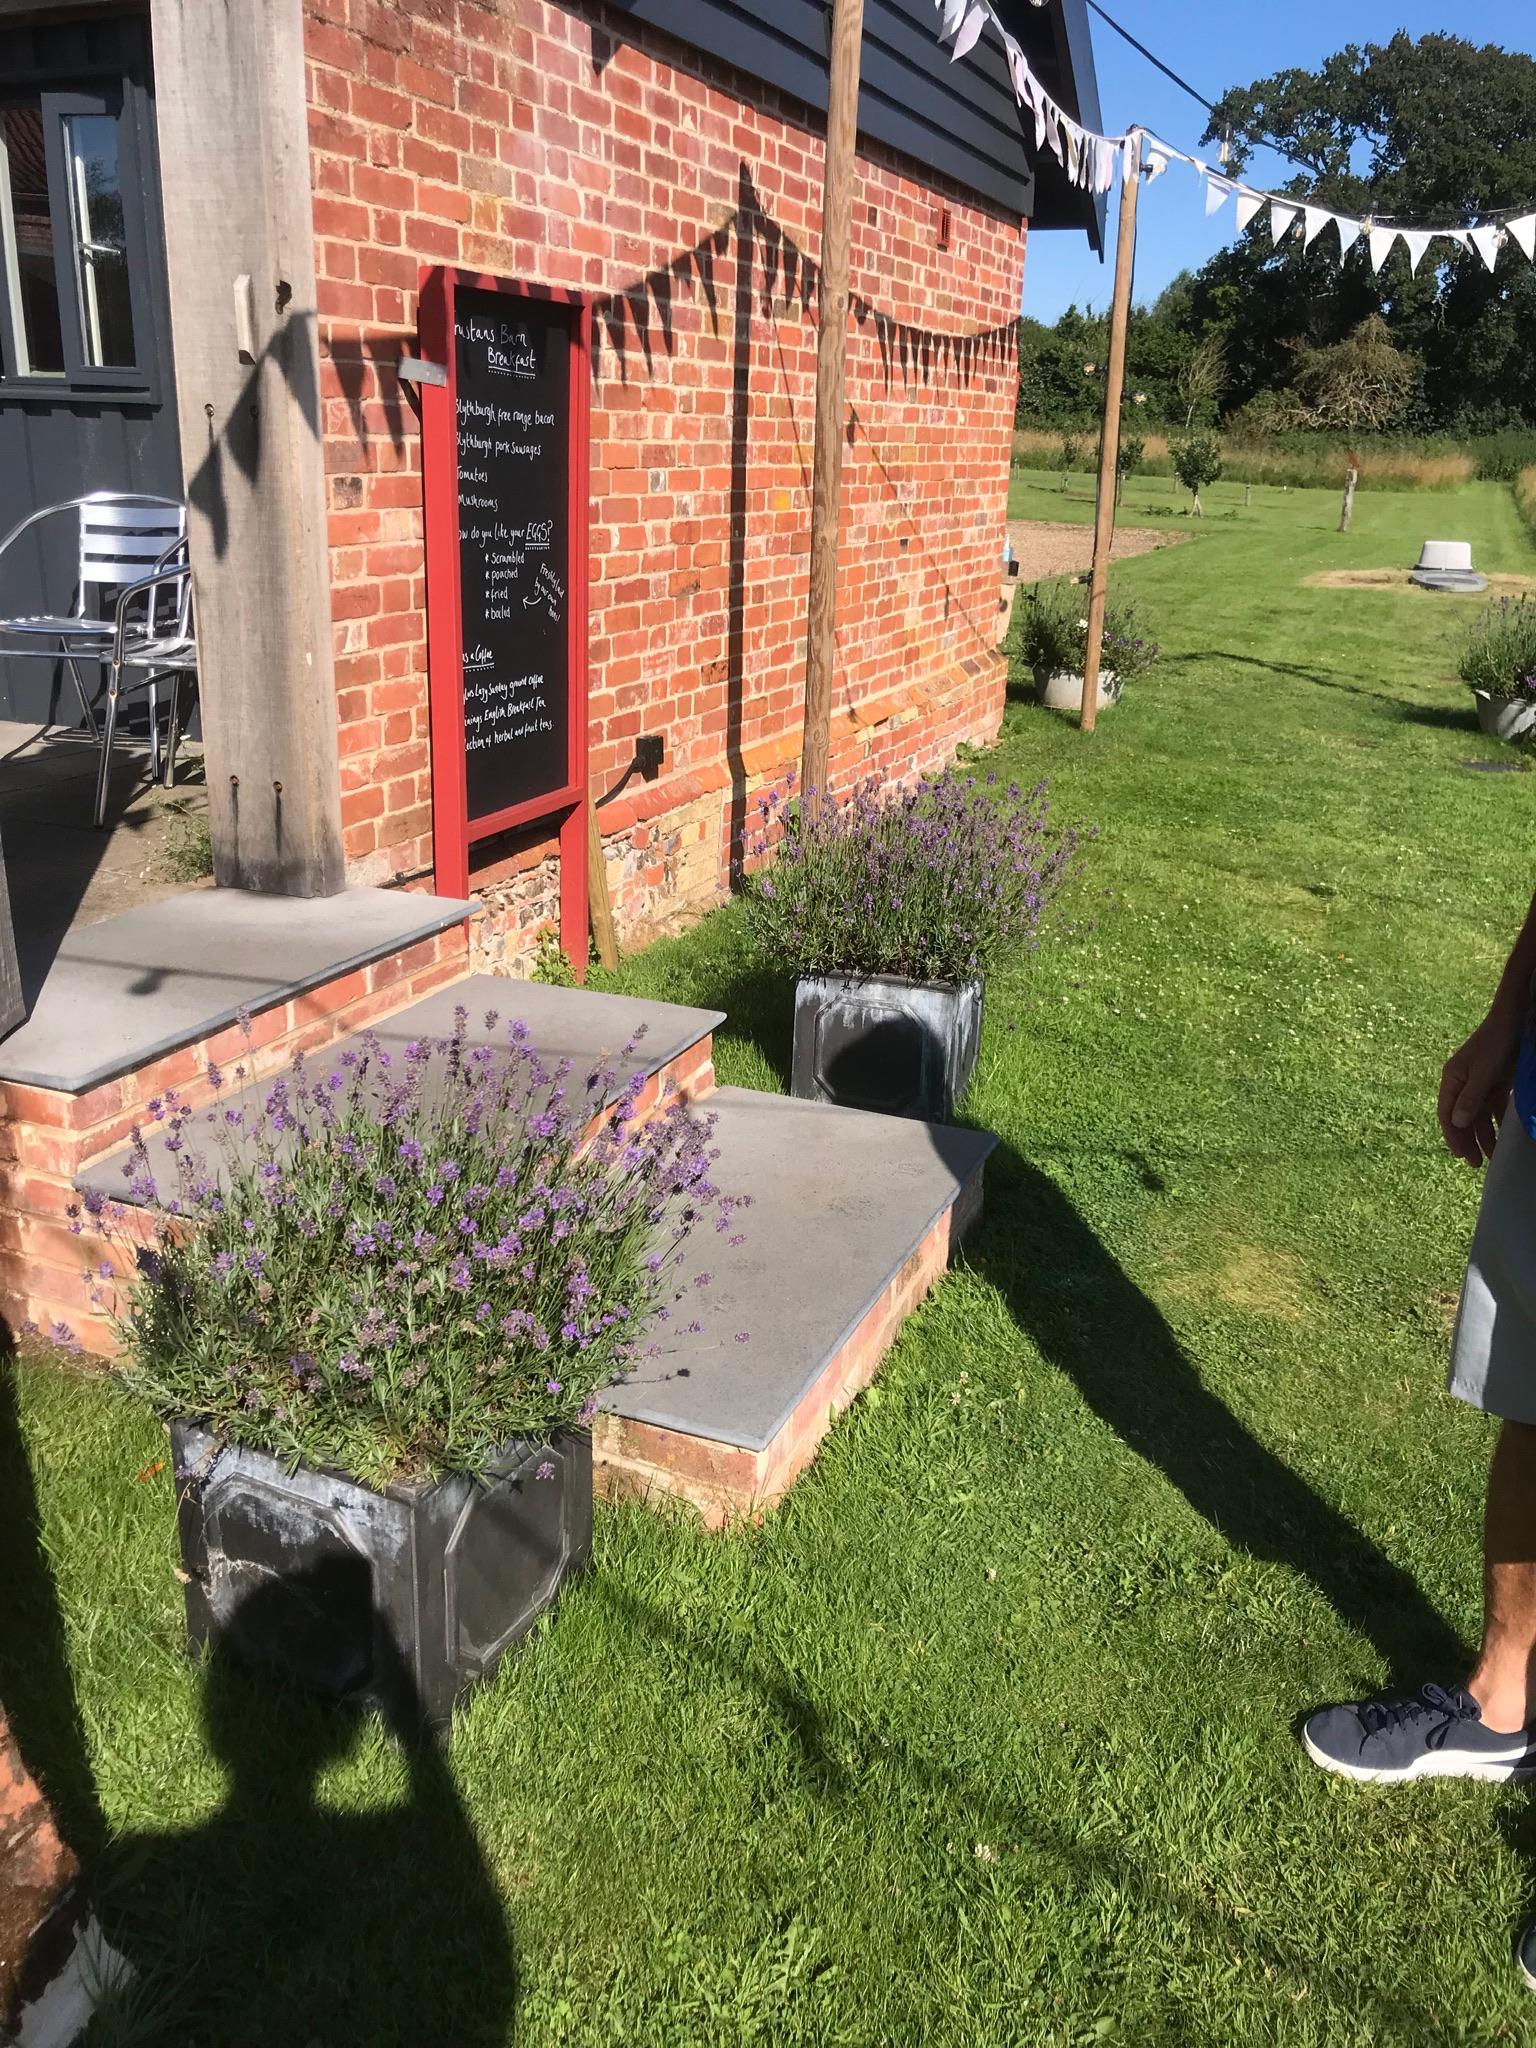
[1195,34,1536,430]
[1112,428,1145,507]
[1172,433,1223,516]
[1176,332,1227,429]
[1292,316,1419,432]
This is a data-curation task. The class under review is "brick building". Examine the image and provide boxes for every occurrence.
[0,0,1102,955]
[0,0,1100,1344]
[308,0,1100,951]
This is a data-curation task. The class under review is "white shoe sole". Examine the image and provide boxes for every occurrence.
[1520,1948,1536,1995]
[1303,1727,1536,1784]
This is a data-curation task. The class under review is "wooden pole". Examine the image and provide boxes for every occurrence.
[151,0,345,895]
[1339,463,1358,532]
[799,0,864,818]
[586,797,619,972]
[1080,134,1142,735]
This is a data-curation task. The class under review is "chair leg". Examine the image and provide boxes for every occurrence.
[93,666,120,829]
[63,645,99,739]
[162,673,182,789]
[147,676,161,784]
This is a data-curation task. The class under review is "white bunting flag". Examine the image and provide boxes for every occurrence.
[921,11,1527,276]
[1062,121,1083,184]
[1368,225,1401,273]
[951,2,986,60]
[1006,37,1032,104]
[1302,206,1332,249]
[1469,224,1503,269]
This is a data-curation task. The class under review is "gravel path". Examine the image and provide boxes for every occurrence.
[1007,517,1188,581]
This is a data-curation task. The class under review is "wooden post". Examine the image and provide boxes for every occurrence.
[150,0,345,896]
[1080,134,1142,735]
[1339,464,1359,532]
[586,799,619,972]
[799,0,865,818]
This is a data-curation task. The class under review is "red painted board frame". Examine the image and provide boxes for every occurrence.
[419,266,591,975]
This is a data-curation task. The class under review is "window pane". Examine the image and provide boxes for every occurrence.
[65,112,135,368]
[0,101,65,376]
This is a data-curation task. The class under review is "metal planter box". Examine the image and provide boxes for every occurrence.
[170,1419,593,1729]
[791,972,983,1123]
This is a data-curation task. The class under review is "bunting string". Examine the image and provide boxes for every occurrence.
[934,0,1536,273]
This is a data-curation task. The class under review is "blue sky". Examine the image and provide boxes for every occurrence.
[1022,0,1536,323]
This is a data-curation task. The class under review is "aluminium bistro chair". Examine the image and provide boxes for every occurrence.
[93,535,196,828]
[0,493,188,784]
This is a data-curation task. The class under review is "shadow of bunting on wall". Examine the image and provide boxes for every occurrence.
[588,166,1017,395]
[580,166,1018,877]
[186,312,322,564]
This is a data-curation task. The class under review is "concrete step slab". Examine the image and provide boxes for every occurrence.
[76,975,723,1204]
[596,1087,995,1523]
[0,886,479,1094]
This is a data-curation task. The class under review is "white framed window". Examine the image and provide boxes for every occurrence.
[0,85,154,392]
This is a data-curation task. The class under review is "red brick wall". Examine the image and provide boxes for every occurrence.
[306,0,1022,951]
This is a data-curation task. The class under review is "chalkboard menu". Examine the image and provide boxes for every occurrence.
[452,286,571,822]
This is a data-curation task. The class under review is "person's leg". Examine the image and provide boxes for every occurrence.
[1301,1118,1536,1785]
[1466,1420,1536,1733]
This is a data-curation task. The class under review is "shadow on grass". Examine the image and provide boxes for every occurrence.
[93,1568,518,2047]
[682,965,1463,1685]
[599,1577,1441,2039]
[1394,702,1481,734]
[1176,649,1376,696]
[0,1351,106,1862]
[974,1141,1464,1686]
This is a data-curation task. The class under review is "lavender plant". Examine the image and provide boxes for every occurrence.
[1460,597,1536,702]
[1019,579,1160,683]
[741,772,1084,985]
[78,1012,747,1489]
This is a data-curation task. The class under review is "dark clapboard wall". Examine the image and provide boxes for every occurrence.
[603,0,1103,238]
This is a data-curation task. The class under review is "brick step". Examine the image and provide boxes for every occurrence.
[0,885,479,1097]
[595,1088,995,1526]
[75,976,724,1208]
[0,887,480,1348]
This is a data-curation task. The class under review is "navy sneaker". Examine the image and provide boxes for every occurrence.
[1302,1683,1536,1784]
[1520,1923,1536,1994]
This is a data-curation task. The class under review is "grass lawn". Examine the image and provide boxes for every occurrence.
[9,475,1536,2045]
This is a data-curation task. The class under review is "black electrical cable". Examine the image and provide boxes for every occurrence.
[1083,0,1218,118]
[1082,0,1329,176]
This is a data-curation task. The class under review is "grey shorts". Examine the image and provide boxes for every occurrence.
[1449,1111,1536,1425]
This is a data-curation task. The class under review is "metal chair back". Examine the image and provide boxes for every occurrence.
[76,499,188,618]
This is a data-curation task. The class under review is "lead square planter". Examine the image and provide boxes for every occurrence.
[170,1419,592,1730]
[790,972,983,1123]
